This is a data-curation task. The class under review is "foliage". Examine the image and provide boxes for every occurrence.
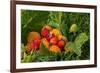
[21,10,90,62]
[65,33,88,57]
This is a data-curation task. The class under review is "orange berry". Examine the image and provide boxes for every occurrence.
[27,32,41,43]
[26,42,34,52]
[40,38,49,48]
[50,29,62,36]
[58,35,63,40]
[58,35,68,42]
[50,45,61,53]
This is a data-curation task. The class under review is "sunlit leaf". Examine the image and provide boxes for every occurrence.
[74,33,88,56]
[65,33,88,56]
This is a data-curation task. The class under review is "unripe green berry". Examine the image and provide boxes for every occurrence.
[69,24,77,33]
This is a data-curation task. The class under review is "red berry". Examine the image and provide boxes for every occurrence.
[46,34,52,41]
[30,42,35,49]
[33,39,41,50]
[57,40,65,48]
[27,39,41,52]
[50,36,58,45]
[41,28,49,37]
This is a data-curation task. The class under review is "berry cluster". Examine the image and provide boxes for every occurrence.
[26,25,68,53]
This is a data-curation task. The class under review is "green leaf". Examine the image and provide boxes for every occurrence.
[22,54,32,63]
[21,44,27,59]
[39,43,50,55]
[48,12,63,29]
[74,33,88,56]
[36,55,50,62]
[22,50,37,63]
[65,42,75,51]
[65,33,88,56]
[21,44,26,51]
[48,21,60,28]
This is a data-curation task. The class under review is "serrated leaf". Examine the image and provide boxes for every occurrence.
[74,33,88,56]
[75,33,88,45]
[65,33,88,56]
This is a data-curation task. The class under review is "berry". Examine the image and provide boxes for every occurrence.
[33,39,41,50]
[57,40,65,48]
[45,25,52,30]
[30,42,35,49]
[69,24,77,33]
[46,34,53,41]
[50,29,62,36]
[26,42,35,52]
[50,36,58,45]
[41,28,49,37]
[40,38,49,49]
[27,32,41,43]
[50,45,61,53]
